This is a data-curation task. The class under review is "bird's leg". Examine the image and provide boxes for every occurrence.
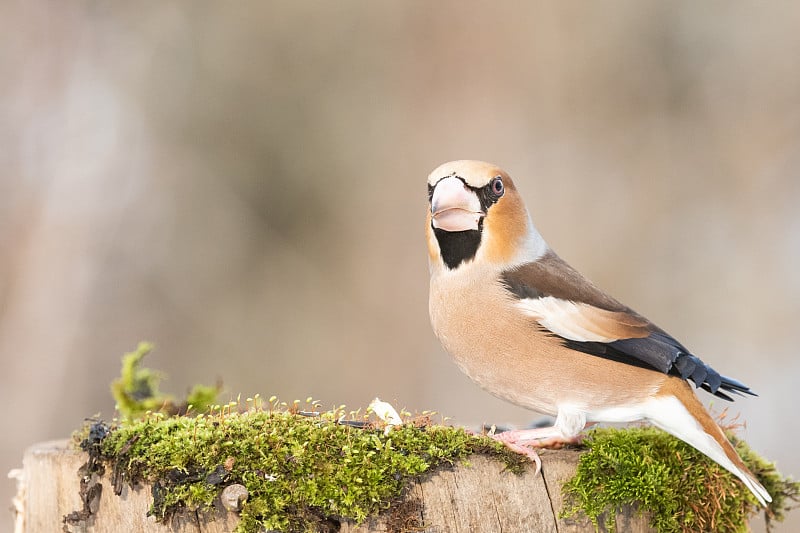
[494,426,586,449]
[466,427,546,474]
[484,427,558,475]
[490,411,593,472]
[489,426,584,474]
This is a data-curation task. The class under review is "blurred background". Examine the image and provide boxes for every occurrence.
[2,2,799,531]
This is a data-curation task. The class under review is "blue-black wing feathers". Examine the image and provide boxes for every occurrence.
[562,330,755,401]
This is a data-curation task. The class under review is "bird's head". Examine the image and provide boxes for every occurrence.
[426,160,547,272]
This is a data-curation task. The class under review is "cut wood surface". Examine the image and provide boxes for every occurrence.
[14,440,653,532]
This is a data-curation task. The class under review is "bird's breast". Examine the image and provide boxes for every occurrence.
[429,268,663,415]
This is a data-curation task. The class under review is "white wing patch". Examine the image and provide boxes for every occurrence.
[516,296,623,343]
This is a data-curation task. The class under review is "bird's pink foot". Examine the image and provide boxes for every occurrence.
[495,437,543,474]
[490,426,587,473]
[498,430,585,449]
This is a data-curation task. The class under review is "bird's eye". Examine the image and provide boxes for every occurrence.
[490,176,504,197]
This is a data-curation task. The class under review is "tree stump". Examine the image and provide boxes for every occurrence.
[12,440,653,532]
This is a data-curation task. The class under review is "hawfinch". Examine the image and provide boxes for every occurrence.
[426,160,771,505]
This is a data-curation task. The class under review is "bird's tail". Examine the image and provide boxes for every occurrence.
[648,379,771,506]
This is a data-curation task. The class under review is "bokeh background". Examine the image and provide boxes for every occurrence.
[2,2,799,531]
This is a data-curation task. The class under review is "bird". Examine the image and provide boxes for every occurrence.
[425,159,771,506]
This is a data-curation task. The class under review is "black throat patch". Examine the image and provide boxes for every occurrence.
[433,227,482,269]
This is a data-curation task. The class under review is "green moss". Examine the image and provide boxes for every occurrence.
[78,345,797,533]
[110,342,219,419]
[561,427,799,533]
[86,345,521,531]
[729,431,800,529]
[92,401,522,532]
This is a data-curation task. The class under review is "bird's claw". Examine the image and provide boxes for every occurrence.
[489,427,587,474]
[499,439,542,475]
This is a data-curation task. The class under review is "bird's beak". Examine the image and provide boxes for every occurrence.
[431,176,484,232]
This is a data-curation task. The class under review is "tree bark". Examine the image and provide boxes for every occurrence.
[12,440,653,533]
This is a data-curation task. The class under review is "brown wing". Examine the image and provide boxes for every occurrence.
[502,250,652,341]
[501,251,753,400]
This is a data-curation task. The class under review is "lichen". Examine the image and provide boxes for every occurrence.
[561,426,799,533]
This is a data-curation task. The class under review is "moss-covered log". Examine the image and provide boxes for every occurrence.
[16,440,652,533]
[12,348,792,532]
